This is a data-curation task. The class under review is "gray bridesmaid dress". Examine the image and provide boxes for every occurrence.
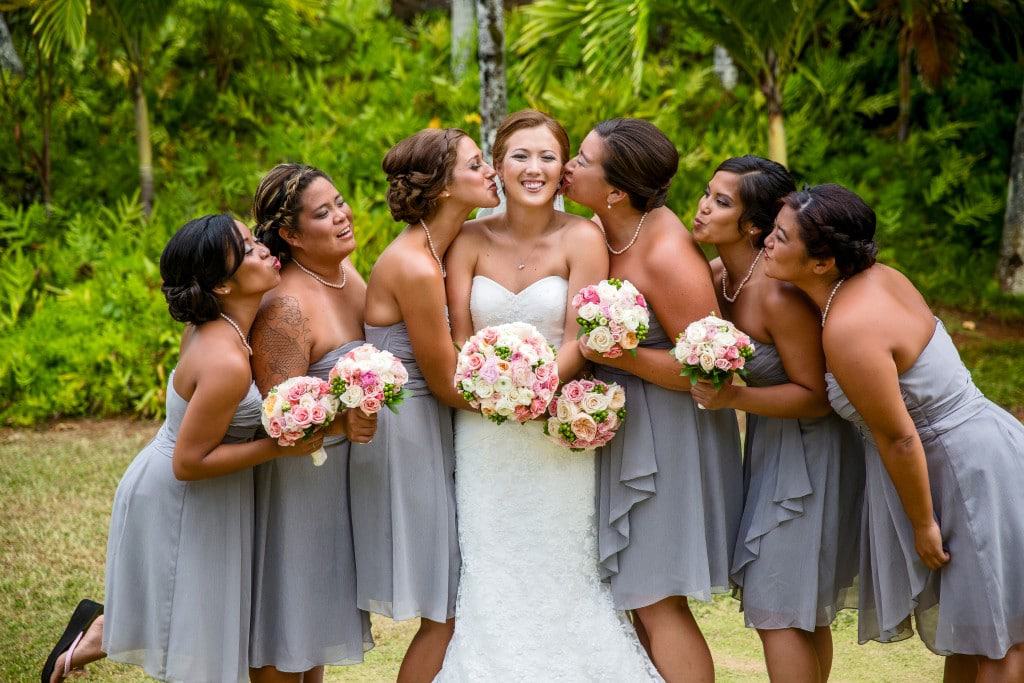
[103,372,261,683]
[827,319,1024,658]
[731,342,863,630]
[249,341,374,671]
[595,317,743,610]
[349,322,459,622]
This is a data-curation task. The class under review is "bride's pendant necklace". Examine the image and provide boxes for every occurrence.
[721,249,763,303]
[504,214,547,271]
[293,258,347,290]
[219,312,253,356]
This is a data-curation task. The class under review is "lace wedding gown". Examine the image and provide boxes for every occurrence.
[436,275,661,682]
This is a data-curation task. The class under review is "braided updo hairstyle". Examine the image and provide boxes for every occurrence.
[252,163,333,262]
[782,183,879,277]
[714,155,795,248]
[593,118,678,211]
[383,128,467,224]
[160,214,245,324]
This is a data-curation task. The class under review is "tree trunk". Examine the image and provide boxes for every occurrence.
[997,79,1024,295]
[451,0,474,79]
[132,71,154,217]
[0,14,24,75]
[475,0,506,161]
[713,45,736,91]
[897,27,911,142]
[759,55,787,166]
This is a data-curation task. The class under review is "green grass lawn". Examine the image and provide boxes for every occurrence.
[2,421,951,683]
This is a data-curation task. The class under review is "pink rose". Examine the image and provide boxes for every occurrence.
[578,379,595,392]
[605,346,623,359]
[479,358,500,384]
[286,383,308,403]
[534,364,553,382]
[635,294,647,308]
[291,406,313,428]
[482,328,499,345]
[715,358,732,371]
[268,417,284,439]
[686,354,700,366]
[531,397,549,415]
[580,287,600,305]
[360,371,379,389]
[725,346,740,360]
[732,358,745,370]
[562,382,585,403]
[361,397,383,414]
[310,405,327,423]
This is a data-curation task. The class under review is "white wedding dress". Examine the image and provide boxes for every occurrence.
[436,275,661,682]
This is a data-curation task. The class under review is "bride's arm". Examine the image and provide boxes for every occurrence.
[557,219,609,382]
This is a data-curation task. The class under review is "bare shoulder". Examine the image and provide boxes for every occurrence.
[708,256,724,280]
[187,332,253,391]
[560,212,604,244]
[764,280,818,318]
[255,292,308,330]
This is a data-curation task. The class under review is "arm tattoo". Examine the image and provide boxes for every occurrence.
[250,295,312,394]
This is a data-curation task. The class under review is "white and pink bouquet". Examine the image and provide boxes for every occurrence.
[261,376,339,466]
[454,322,559,425]
[574,278,650,358]
[544,378,627,452]
[672,314,755,392]
[329,343,409,415]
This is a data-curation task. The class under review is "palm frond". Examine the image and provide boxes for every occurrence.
[30,0,91,57]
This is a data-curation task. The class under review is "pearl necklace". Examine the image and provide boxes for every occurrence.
[821,278,845,328]
[293,258,347,290]
[219,313,252,356]
[603,211,649,255]
[419,219,446,278]
[721,249,763,303]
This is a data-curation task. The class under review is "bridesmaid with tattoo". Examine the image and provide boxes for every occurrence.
[564,118,743,683]
[351,128,498,683]
[248,164,377,683]
[689,156,864,683]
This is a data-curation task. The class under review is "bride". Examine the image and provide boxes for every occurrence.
[437,110,661,681]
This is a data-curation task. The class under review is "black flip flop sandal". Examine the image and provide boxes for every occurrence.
[40,599,103,683]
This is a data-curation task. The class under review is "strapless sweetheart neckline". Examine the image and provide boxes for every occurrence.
[472,274,568,297]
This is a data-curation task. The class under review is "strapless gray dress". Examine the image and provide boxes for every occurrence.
[595,317,743,610]
[731,342,863,630]
[827,319,1024,657]
[103,372,261,683]
[349,322,460,622]
[249,341,373,671]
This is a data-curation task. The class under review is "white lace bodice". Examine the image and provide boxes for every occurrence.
[437,273,660,682]
[469,275,568,346]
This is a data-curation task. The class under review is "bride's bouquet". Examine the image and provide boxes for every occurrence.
[329,343,410,415]
[574,278,649,358]
[261,376,339,466]
[672,314,755,395]
[454,322,559,425]
[544,378,626,451]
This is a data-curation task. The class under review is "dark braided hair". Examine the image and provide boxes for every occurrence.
[383,128,467,224]
[714,155,795,247]
[593,118,678,211]
[160,214,245,324]
[252,163,333,263]
[782,183,879,277]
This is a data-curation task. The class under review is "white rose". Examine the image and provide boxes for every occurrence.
[685,323,706,343]
[476,383,494,399]
[340,384,364,407]
[587,326,616,353]
[556,398,573,421]
[596,281,617,300]
[494,376,514,395]
[699,352,716,373]
[495,397,515,415]
[577,302,601,320]
[609,387,626,410]
[582,391,611,413]
[714,332,737,348]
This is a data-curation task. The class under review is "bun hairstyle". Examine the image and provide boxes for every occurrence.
[383,128,468,224]
[782,183,879,277]
[253,163,333,262]
[593,118,679,211]
[160,214,245,324]
[714,155,795,248]
[491,109,571,167]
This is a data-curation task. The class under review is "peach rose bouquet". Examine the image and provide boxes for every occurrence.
[543,378,627,451]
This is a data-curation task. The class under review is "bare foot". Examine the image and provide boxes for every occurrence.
[50,615,105,683]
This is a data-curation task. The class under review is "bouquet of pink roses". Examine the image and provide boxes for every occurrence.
[329,343,409,415]
[454,322,559,425]
[671,314,755,393]
[544,378,626,451]
[574,278,650,358]
[261,376,339,466]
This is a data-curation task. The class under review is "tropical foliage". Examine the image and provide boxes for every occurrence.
[0,0,1020,425]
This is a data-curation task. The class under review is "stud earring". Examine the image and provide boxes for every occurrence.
[606,202,612,209]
